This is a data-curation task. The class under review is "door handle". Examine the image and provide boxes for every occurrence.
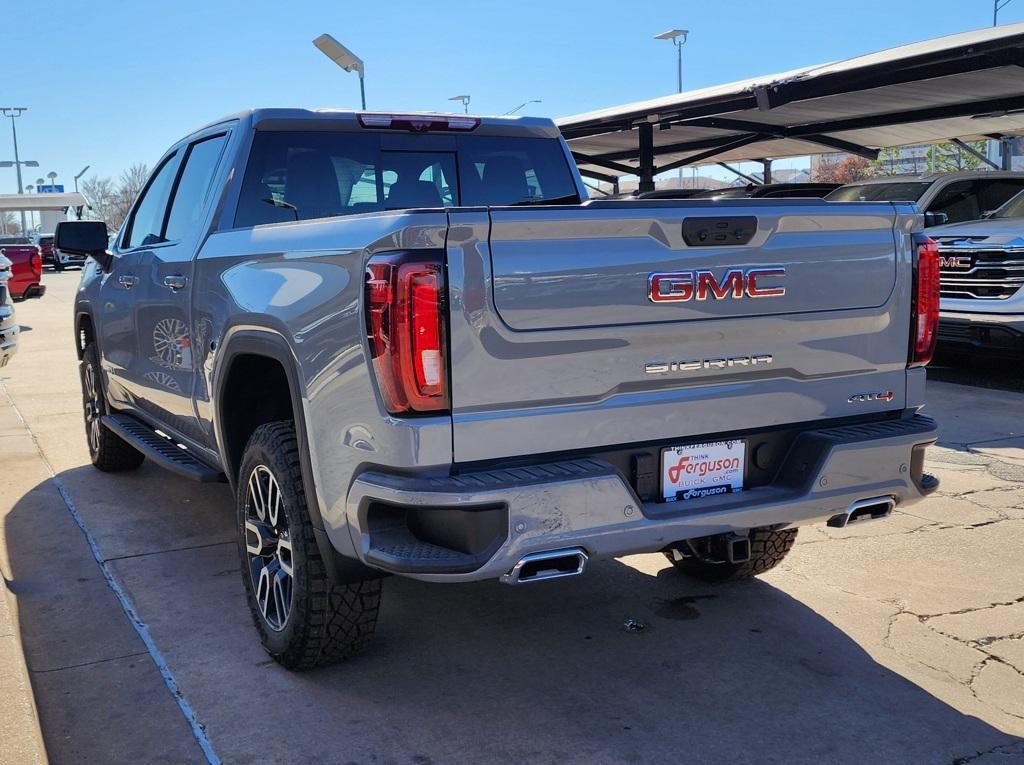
[118,274,138,289]
[163,274,188,291]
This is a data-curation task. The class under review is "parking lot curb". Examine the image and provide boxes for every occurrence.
[0,575,49,765]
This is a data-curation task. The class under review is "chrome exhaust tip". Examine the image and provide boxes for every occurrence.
[827,496,896,529]
[500,548,588,585]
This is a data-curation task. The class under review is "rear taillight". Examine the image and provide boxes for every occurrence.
[910,234,940,367]
[365,253,448,414]
[31,248,41,276]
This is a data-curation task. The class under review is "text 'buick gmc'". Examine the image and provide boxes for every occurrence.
[56,109,940,669]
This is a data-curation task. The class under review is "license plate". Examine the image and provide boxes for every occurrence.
[661,440,746,501]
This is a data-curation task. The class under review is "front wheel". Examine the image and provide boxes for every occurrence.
[664,527,797,583]
[237,421,381,670]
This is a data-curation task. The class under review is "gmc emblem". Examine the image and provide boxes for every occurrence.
[939,255,972,270]
[648,267,786,303]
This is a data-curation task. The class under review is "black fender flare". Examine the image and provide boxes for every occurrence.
[214,328,378,584]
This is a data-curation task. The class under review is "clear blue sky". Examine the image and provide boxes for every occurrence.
[2,0,1022,190]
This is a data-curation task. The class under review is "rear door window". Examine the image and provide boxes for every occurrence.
[165,134,228,242]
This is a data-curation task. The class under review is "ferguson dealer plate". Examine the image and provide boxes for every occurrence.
[661,440,746,501]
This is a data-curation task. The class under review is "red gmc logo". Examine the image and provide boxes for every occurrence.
[648,267,786,303]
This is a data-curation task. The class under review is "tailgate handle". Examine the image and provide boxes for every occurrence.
[682,216,757,247]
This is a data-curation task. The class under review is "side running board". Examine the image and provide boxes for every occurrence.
[102,413,226,483]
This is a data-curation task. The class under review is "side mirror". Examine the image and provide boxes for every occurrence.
[923,211,948,228]
[54,221,112,269]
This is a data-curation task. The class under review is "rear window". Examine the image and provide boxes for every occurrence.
[234,130,579,227]
[826,182,931,202]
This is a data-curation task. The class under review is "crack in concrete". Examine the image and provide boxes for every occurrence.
[952,739,1024,764]
[31,651,150,674]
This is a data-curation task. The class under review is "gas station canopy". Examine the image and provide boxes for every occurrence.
[0,192,87,211]
[559,24,1024,188]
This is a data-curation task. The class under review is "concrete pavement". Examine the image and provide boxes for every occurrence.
[1,271,1022,764]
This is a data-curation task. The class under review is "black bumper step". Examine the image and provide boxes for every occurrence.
[102,414,225,483]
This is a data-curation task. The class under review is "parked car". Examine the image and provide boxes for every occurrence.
[52,243,88,272]
[622,183,840,202]
[0,236,45,300]
[827,171,1024,225]
[689,182,842,200]
[58,108,939,670]
[33,233,55,266]
[927,189,1024,357]
[0,254,18,368]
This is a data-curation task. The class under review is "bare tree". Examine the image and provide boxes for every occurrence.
[80,163,150,230]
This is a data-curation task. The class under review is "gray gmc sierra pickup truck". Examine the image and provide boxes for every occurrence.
[56,109,940,670]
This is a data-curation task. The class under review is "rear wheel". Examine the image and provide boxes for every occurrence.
[664,527,797,583]
[238,421,381,670]
[80,343,145,472]
[52,259,64,273]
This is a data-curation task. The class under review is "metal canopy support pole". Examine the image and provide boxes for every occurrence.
[717,162,763,185]
[761,159,772,184]
[638,122,655,192]
[950,138,1000,170]
[1001,136,1014,170]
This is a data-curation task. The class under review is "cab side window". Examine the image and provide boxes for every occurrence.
[123,154,180,248]
[928,181,980,224]
[165,135,228,242]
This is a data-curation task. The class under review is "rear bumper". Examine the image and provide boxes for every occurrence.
[55,252,87,266]
[333,414,939,583]
[0,304,18,367]
[938,310,1024,355]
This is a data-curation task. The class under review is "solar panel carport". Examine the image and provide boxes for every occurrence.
[558,24,1024,190]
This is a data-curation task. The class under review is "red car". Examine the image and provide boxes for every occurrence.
[35,234,55,266]
[0,237,45,300]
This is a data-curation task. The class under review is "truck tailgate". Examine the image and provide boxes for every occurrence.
[445,201,916,464]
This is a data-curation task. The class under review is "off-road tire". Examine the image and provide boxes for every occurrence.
[237,421,381,670]
[665,527,797,583]
[80,343,145,472]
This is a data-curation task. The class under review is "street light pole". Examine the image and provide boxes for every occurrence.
[995,0,1016,24]
[1,108,29,233]
[654,30,690,188]
[448,95,471,114]
[313,34,367,109]
[654,29,689,94]
[504,99,542,115]
[74,165,90,193]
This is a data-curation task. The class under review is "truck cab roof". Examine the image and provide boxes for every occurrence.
[196,109,562,139]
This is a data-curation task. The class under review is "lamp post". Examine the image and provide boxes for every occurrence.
[448,95,471,114]
[654,29,690,188]
[313,34,366,109]
[654,29,689,94]
[74,165,90,193]
[0,107,39,234]
[994,0,1016,24]
[504,99,542,115]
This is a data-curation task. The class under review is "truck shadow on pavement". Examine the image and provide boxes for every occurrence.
[3,466,1020,765]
